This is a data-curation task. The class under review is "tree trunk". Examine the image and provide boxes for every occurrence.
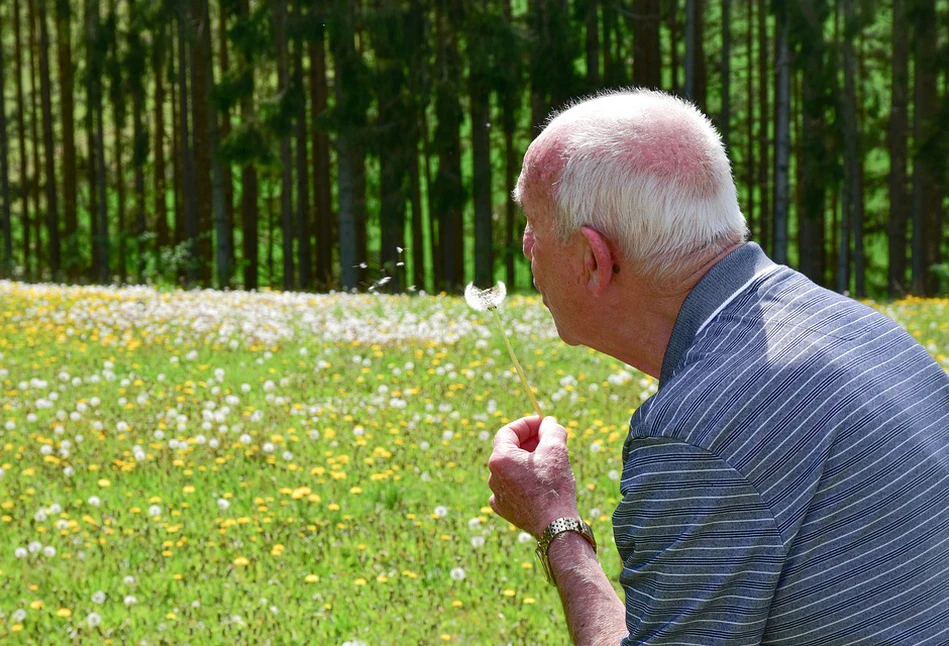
[28,0,42,277]
[375,1,409,293]
[910,0,941,296]
[633,0,661,89]
[309,13,332,289]
[433,0,465,290]
[115,118,127,284]
[177,9,198,285]
[153,24,169,259]
[0,24,10,276]
[13,0,31,277]
[757,0,769,254]
[795,1,832,287]
[331,0,364,290]
[839,0,864,297]
[55,0,78,278]
[218,6,236,281]
[799,78,827,286]
[272,0,294,290]
[684,0,706,110]
[772,1,790,265]
[502,0,518,290]
[171,40,183,247]
[585,0,599,86]
[84,0,109,283]
[127,0,147,283]
[887,0,909,298]
[294,0,312,290]
[719,0,730,149]
[190,0,214,285]
[407,0,427,292]
[470,4,493,288]
[193,0,230,288]
[107,2,127,284]
[38,0,61,280]
[743,0,755,241]
[238,0,258,290]
[602,0,621,86]
[666,0,680,92]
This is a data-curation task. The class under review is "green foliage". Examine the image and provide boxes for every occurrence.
[220,122,276,169]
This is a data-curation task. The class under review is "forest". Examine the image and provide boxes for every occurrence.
[0,0,947,297]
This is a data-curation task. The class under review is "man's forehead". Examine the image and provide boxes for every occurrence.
[519,129,569,215]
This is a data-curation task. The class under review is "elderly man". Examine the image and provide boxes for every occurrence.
[488,89,949,645]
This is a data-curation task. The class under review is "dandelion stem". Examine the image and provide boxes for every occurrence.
[491,307,544,418]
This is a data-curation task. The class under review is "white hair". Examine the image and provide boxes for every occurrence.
[517,88,747,280]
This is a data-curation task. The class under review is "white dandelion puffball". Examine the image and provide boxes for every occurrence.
[464,281,507,312]
[450,567,466,581]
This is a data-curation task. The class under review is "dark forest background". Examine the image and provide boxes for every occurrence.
[0,0,947,297]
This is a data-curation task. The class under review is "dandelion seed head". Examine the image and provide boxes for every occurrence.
[464,282,507,312]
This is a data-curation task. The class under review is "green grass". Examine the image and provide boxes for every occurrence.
[0,282,947,644]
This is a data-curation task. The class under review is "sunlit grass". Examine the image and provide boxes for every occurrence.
[0,281,946,644]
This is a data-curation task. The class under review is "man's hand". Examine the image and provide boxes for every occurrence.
[488,416,579,537]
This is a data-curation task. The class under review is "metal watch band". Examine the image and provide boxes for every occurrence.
[538,517,597,555]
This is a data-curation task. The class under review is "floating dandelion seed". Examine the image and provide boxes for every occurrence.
[465,282,543,417]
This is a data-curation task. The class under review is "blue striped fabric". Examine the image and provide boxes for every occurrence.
[614,243,949,645]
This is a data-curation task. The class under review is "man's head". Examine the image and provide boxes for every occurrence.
[515,88,746,285]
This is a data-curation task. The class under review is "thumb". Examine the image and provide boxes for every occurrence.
[537,416,567,450]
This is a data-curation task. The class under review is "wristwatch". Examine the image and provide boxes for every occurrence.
[534,517,597,586]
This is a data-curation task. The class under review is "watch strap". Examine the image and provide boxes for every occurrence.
[535,517,597,586]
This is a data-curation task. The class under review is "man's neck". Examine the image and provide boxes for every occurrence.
[591,243,743,378]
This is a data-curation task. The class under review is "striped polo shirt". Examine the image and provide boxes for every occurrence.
[614,242,949,645]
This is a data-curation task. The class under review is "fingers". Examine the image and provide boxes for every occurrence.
[538,415,568,449]
[493,415,542,450]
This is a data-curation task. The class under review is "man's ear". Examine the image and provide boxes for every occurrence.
[580,226,615,296]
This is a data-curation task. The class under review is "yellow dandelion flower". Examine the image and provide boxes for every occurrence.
[522,597,536,605]
[97,479,111,488]
[502,589,516,597]
[11,625,22,632]
[291,486,311,499]
[233,556,249,566]
[440,634,452,642]
[305,574,319,583]
[57,608,72,617]
[354,578,367,586]
[182,485,195,494]
[451,600,463,608]
[349,486,362,494]
[327,503,340,512]
[30,599,44,609]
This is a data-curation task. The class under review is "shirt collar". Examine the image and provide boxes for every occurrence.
[659,242,777,388]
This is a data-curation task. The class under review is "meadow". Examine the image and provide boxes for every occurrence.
[0,281,947,645]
